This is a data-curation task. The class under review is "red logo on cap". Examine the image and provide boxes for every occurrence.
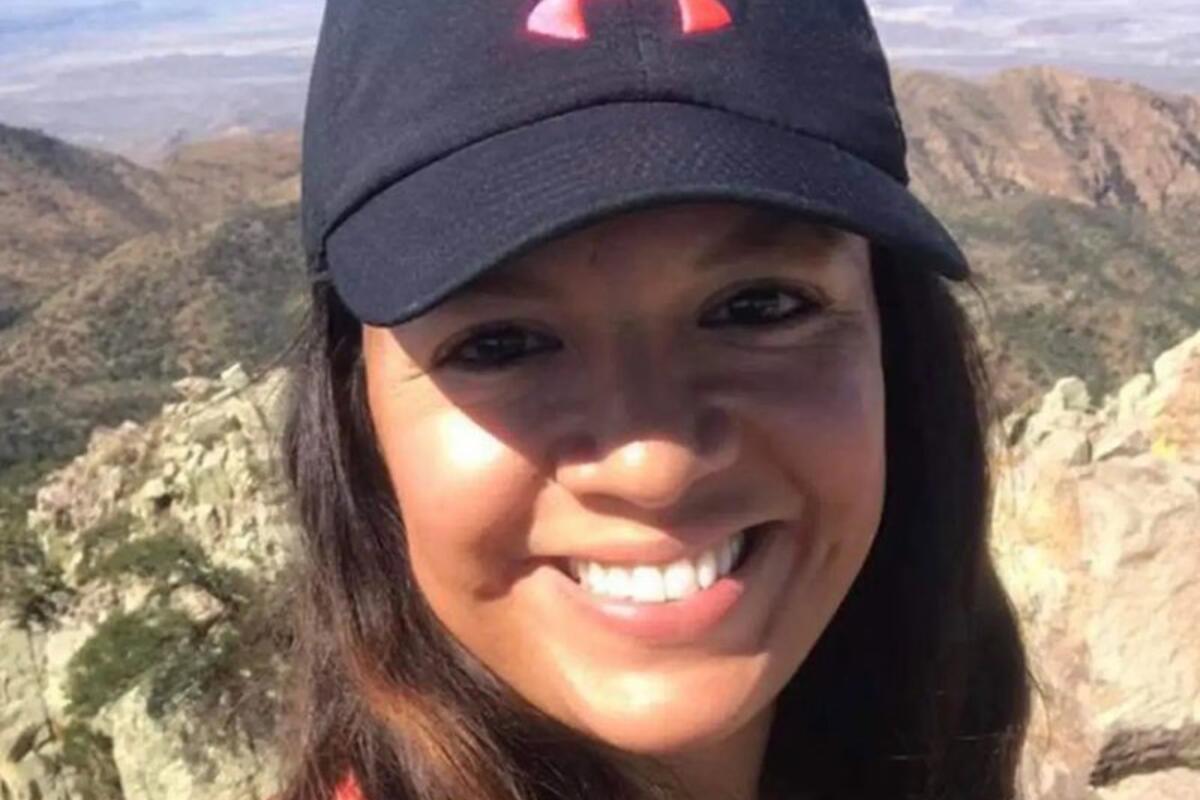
[527,0,732,40]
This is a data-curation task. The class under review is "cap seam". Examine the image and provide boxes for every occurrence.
[314,98,892,270]
[626,0,652,93]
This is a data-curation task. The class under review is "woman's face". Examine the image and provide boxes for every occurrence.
[363,201,886,759]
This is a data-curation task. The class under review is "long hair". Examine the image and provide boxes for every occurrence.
[273,236,1031,800]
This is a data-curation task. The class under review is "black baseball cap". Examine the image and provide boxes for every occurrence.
[302,0,970,327]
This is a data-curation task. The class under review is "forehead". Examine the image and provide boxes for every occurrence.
[467,202,855,296]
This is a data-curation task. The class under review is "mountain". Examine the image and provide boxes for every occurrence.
[0,0,319,160]
[0,124,182,322]
[158,131,301,216]
[0,125,301,326]
[895,66,1200,211]
[893,67,1200,412]
[0,125,303,475]
[0,65,1197,474]
[0,202,305,471]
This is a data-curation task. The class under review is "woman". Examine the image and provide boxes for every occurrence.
[277,2,1031,799]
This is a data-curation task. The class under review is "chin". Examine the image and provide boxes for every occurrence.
[561,664,773,756]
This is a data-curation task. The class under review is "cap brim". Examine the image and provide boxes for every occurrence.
[324,101,968,326]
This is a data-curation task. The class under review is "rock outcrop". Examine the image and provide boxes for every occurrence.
[993,330,1200,800]
[1,363,293,800]
[1,328,1197,800]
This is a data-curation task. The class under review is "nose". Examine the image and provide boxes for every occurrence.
[553,365,740,510]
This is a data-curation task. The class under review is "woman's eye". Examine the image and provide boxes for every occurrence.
[700,285,820,329]
[438,325,561,370]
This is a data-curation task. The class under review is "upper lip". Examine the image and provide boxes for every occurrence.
[542,519,776,567]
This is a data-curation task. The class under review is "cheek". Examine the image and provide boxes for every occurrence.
[781,358,884,502]
[725,336,887,631]
[726,339,886,506]
[376,409,540,599]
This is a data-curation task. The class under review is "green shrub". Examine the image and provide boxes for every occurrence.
[65,609,196,718]
[59,721,123,800]
[6,560,74,630]
[75,510,139,579]
[0,466,76,628]
[144,583,291,735]
[85,530,252,610]
[146,623,241,719]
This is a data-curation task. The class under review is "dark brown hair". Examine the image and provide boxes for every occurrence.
[274,223,1031,800]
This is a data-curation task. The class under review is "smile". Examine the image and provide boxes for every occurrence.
[568,529,748,604]
[546,522,786,644]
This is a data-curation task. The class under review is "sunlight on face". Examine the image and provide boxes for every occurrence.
[362,202,887,766]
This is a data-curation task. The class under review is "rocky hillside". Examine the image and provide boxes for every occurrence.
[895,66,1200,213]
[0,124,182,322]
[0,124,300,317]
[893,67,1200,412]
[0,203,306,472]
[4,67,1198,489]
[157,132,302,222]
[994,329,1200,800]
[0,364,295,800]
[1,327,1196,800]
[0,127,304,476]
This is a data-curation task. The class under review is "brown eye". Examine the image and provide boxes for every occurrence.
[700,284,820,329]
[439,324,561,370]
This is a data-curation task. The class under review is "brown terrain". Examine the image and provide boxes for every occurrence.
[0,65,1197,800]
[894,66,1200,411]
[898,66,1200,211]
[0,129,304,475]
[0,65,1198,478]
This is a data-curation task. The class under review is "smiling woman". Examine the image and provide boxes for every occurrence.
[274,2,1030,800]
[362,204,886,784]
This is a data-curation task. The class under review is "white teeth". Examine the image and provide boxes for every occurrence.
[605,566,632,599]
[571,530,746,604]
[662,558,698,600]
[630,566,666,603]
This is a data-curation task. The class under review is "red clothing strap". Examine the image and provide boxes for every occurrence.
[333,773,363,800]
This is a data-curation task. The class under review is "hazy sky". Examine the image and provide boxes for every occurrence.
[2,0,1197,78]
[869,1,1200,84]
[0,1,320,74]
[0,1,1195,157]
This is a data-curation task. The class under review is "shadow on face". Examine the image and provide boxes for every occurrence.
[359,201,887,765]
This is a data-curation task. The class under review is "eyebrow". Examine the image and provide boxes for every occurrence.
[456,208,844,302]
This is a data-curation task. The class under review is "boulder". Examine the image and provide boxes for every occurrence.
[993,330,1200,800]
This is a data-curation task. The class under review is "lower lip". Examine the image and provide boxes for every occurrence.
[547,524,781,644]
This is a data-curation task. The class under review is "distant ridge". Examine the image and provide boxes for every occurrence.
[894,66,1200,212]
[0,123,182,315]
[0,65,1196,476]
[0,125,302,474]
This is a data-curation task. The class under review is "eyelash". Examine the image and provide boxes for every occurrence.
[436,283,824,371]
